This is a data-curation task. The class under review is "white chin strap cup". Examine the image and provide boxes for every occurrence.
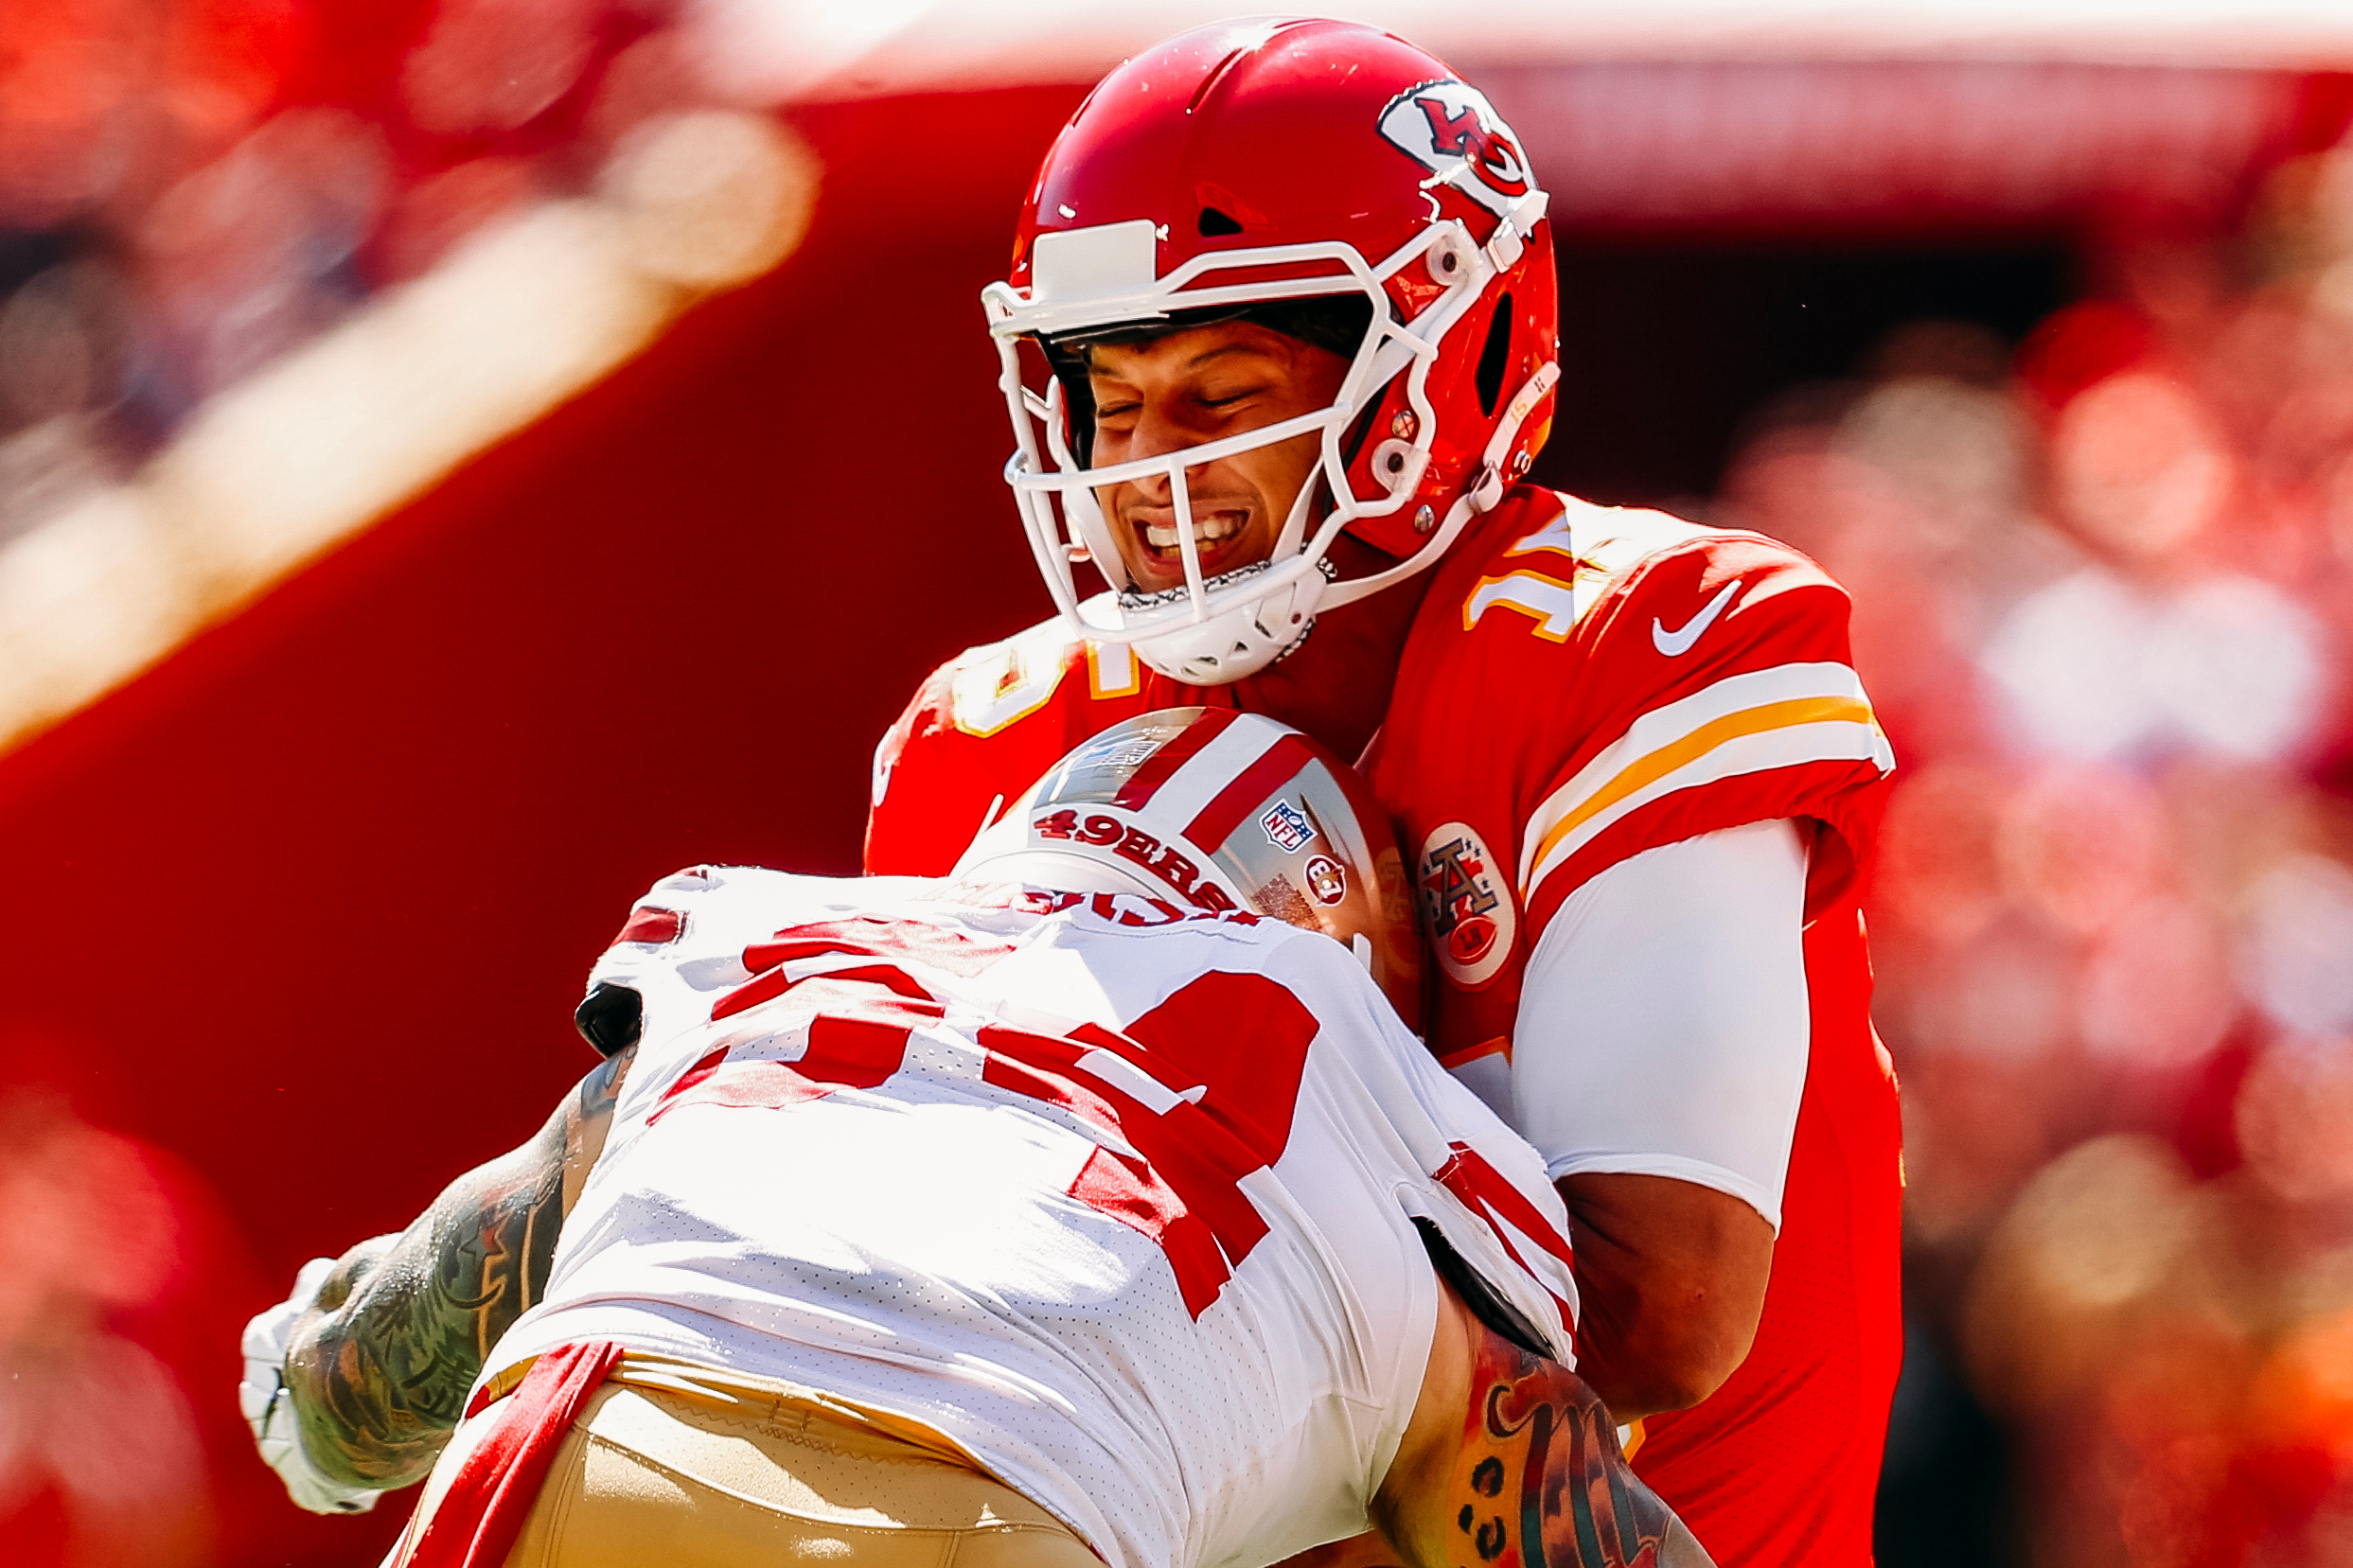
[1132,566,1327,683]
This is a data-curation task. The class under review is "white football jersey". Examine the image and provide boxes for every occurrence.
[482,869,1578,1568]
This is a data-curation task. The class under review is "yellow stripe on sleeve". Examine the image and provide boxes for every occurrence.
[1522,696,1877,888]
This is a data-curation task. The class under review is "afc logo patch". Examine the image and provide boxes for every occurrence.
[1260,799,1315,854]
[1375,79,1533,220]
[1417,819,1516,989]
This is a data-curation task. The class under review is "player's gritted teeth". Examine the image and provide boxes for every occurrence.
[1134,506,1253,578]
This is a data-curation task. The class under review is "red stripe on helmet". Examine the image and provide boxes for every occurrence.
[1111,706,1242,810]
[1182,734,1317,853]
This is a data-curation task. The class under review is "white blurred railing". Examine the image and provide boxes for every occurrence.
[0,111,816,757]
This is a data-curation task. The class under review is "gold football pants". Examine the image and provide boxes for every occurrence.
[396,1364,1103,1568]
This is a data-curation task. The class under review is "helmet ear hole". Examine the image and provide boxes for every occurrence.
[1424,229,1474,285]
[1475,292,1513,418]
[1371,438,1426,495]
[1197,206,1245,237]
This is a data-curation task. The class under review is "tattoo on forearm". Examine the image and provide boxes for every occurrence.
[284,1048,631,1489]
[289,1148,562,1488]
[1446,1338,1712,1568]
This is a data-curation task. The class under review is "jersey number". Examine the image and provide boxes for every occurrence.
[656,950,1318,1317]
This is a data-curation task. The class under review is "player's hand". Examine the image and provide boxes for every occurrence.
[239,1252,385,1514]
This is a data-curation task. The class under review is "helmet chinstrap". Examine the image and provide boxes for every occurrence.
[1117,556,1337,671]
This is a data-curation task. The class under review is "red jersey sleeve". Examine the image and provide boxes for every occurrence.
[1514,520,1894,933]
[863,665,992,876]
[1371,490,1897,1063]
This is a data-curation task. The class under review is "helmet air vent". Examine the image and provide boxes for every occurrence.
[1476,292,1513,418]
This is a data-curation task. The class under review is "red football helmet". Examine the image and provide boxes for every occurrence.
[953,706,1426,1029]
[983,18,1560,684]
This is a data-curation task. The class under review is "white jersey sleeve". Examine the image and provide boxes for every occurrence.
[1508,819,1811,1230]
[488,870,1576,1568]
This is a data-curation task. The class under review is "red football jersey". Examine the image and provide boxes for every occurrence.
[1371,486,1902,1568]
[864,620,1235,876]
[865,485,1903,1567]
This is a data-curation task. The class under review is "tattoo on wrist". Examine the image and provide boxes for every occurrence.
[294,1158,573,1481]
[292,1157,563,1487]
[281,1049,632,1492]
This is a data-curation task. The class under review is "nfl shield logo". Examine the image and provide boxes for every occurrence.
[1259,800,1315,854]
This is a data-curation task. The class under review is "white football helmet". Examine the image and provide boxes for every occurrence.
[954,706,1425,1027]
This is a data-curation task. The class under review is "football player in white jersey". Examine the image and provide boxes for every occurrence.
[239,711,1708,1568]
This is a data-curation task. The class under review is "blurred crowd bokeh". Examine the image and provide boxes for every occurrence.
[1,4,814,1562]
[0,0,816,770]
[0,0,777,555]
[0,1087,217,1566]
[1720,150,2353,1568]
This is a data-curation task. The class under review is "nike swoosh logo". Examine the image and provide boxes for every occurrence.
[1652,579,1743,656]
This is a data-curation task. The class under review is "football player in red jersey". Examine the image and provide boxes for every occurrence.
[864,18,1902,1566]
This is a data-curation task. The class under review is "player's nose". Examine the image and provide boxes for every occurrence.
[1123,394,1193,468]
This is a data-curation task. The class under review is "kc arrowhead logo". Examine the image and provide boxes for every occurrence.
[1377,79,1535,219]
[1417,819,1517,989]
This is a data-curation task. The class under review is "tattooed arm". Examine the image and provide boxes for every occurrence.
[275,1047,634,1491]
[1372,1281,1713,1568]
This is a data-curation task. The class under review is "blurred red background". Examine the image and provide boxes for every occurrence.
[8,3,2353,1565]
